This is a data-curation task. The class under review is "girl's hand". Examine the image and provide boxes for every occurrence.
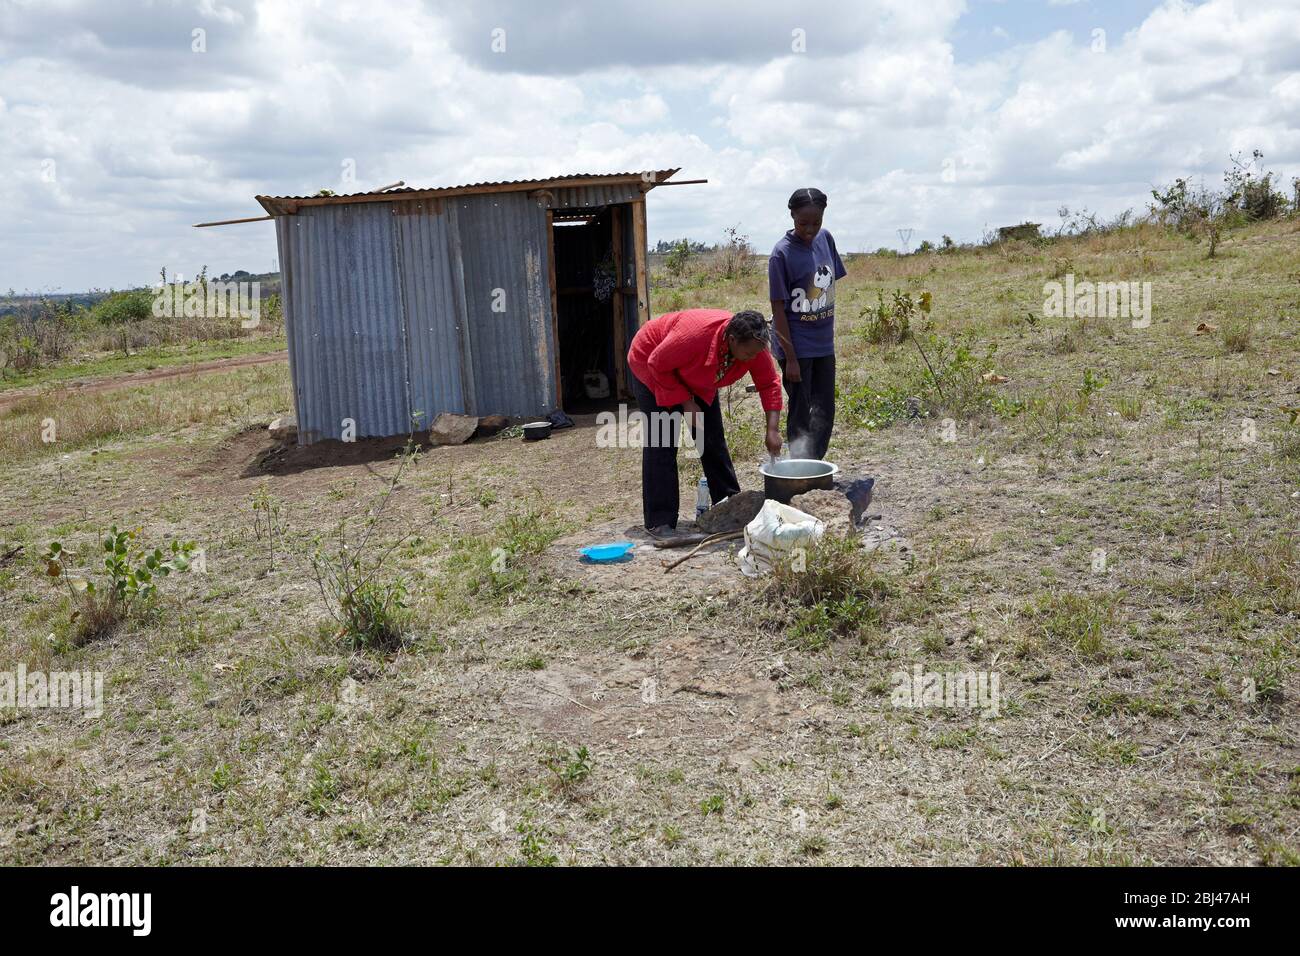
[765,427,784,457]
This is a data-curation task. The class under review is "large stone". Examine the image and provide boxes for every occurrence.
[697,489,765,533]
[268,414,297,442]
[789,489,851,535]
[475,414,510,438]
[430,412,479,445]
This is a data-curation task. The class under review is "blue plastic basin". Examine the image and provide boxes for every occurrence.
[580,541,635,563]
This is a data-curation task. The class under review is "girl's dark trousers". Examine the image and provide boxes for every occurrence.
[782,354,835,461]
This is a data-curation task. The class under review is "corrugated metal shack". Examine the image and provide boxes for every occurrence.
[254,169,680,444]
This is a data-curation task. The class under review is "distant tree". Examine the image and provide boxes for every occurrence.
[93,290,153,355]
[666,239,693,278]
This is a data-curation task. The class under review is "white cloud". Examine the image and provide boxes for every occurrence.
[0,0,1298,290]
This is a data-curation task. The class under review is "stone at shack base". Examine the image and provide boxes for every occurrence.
[475,414,510,438]
[789,489,851,535]
[430,412,479,445]
[696,489,765,533]
[268,414,297,442]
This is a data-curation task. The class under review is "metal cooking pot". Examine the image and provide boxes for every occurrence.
[760,458,839,503]
[523,421,553,441]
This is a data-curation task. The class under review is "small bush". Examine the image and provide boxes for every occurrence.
[1022,591,1116,660]
[860,289,924,345]
[840,380,917,430]
[1221,320,1252,353]
[665,239,692,278]
[41,527,196,644]
[336,578,409,651]
[542,744,592,791]
[914,332,999,420]
[310,442,419,651]
[92,289,154,355]
[768,534,896,648]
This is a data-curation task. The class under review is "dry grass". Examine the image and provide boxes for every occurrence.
[0,218,1297,865]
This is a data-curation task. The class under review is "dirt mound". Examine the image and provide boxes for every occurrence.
[789,489,851,534]
[697,489,765,533]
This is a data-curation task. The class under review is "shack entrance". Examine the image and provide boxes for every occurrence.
[546,201,649,413]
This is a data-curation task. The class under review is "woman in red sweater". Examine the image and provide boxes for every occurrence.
[626,308,784,538]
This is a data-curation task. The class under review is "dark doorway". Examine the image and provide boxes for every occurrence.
[550,206,631,413]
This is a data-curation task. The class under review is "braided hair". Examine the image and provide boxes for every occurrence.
[726,309,769,344]
[788,187,828,212]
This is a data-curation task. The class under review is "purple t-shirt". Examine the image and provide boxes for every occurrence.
[768,229,848,360]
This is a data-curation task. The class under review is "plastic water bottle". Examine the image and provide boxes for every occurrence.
[695,477,710,517]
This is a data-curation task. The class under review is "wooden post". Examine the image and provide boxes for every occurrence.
[610,205,628,399]
[546,209,562,410]
[631,199,651,328]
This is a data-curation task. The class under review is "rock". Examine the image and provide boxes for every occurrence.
[430,412,479,445]
[841,477,876,528]
[268,414,297,442]
[475,414,510,438]
[789,489,851,535]
[697,489,765,533]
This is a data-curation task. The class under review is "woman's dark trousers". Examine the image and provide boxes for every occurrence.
[629,372,741,530]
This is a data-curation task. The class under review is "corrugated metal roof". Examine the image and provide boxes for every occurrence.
[257,169,679,216]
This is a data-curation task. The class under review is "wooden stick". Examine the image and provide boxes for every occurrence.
[661,530,744,572]
[192,214,274,228]
[652,532,712,549]
[539,685,598,714]
[651,179,708,186]
[911,336,946,403]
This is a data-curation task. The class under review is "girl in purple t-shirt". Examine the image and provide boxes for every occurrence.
[768,187,847,461]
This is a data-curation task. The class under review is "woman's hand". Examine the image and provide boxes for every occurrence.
[680,397,703,441]
[784,358,802,383]
[765,426,784,457]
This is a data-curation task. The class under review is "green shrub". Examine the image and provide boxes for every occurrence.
[310,442,419,651]
[768,534,895,648]
[665,239,692,278]
[41,526,196,644]
[91,290,154,355]
[859,289,925,345]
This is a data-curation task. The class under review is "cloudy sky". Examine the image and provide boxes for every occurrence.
[2,0,1299,292]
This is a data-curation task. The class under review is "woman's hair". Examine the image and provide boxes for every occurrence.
[726,309,769,344]
[788,187,828,212]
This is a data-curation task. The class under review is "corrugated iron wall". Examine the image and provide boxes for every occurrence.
[454,194,557,416]
[277,204,411,444]
[395,199,470,428]
[276,192,564,444]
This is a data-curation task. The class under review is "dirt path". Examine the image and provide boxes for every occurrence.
[0,350,288,412]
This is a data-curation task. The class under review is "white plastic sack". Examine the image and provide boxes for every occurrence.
[737,499,824,577]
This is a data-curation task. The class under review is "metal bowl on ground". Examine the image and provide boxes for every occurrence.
[523,421,553,441]
[759,458,839,503]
